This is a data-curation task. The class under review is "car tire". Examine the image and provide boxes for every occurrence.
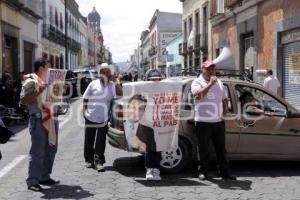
[160,137,191,173]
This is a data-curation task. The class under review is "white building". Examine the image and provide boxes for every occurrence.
[146,10,182,73]
[40,0,81,70]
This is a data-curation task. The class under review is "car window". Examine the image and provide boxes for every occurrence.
[235,85,287,116]
[223,84,233,113]
[181,82,193,110]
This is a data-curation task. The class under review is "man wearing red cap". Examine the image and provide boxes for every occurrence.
[191,60,236,180]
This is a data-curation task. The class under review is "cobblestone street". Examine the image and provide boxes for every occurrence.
[1,99,300,200]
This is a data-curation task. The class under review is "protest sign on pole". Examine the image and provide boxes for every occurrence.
[44,68,67,104]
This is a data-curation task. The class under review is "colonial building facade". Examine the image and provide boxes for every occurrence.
[179,0,211,72]
[210,0,300,108]
[0,0,42,78]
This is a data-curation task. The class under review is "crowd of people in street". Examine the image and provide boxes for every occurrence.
[0,56,283,192]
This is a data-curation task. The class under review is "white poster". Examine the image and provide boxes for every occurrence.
[122,81,182,152]
[157,32,182,63]
[44,68,67,104]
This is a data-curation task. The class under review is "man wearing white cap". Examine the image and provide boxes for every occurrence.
[82,65,122,172]
[191,60,236,181]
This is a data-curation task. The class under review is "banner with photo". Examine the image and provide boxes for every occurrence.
[44,68,67,104]
[122,81,182,152]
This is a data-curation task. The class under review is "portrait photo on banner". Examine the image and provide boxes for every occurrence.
[122,81,182,153]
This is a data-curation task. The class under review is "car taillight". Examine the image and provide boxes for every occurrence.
[117,111,123,118]
[119,124,124,131]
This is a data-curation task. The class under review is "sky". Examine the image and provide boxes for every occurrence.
[76,0,182,63]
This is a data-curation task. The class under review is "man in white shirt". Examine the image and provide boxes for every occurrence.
[263,69,280,95]
[82,66,122,172]
[191,60,236,181]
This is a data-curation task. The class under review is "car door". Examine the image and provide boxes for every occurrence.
[235,84,300,158]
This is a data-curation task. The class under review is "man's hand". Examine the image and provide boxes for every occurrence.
[38,84,47,94]
[209,76,218,86]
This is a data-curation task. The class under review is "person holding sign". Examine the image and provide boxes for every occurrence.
[191,60,236,181]
[21,59,59,192]
[82,65,122,172]
[124,94,161,181]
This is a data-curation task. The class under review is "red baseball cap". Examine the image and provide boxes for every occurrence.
[201,60,216,69]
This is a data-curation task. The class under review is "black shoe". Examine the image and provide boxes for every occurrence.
[221,173,237,180]
[28,184,43,192]
[39,178,60,185]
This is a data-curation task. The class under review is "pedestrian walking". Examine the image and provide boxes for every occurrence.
[82,66,122,172]
[21,58,59,192]
[191,60,236,180]
[263,69,280,95]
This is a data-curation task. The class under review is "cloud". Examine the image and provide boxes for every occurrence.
[76,0,182,62]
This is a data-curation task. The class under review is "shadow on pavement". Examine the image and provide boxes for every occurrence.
[208,178,252,190]
[230,160,300,178]
[40,184,94,199]
[111,155,206,187]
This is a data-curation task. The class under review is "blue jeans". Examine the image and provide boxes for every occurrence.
[26,115,58,187]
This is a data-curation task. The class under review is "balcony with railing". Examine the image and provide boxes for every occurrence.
[225,0,243,8]
[42,24,81,52]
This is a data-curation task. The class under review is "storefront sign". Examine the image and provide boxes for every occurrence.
[288,53,300,71]
[157,32,181,63]
[281,29,300,44]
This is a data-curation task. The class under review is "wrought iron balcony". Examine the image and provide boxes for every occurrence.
[42,24,81,52]
[225,0,243,8]
[42,24,65,46]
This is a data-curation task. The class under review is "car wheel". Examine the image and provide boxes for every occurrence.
[160,137,191,173]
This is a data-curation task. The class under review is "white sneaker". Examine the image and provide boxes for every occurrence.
[146,168,154,180]
[95,164,105,172]
[152,168,162,181]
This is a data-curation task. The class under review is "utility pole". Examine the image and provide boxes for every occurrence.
[64,0,68,70]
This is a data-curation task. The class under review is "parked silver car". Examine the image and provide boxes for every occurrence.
[108,76,300,173]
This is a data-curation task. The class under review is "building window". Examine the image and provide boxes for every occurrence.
[202,5,208,35]
[55,56,59,68]
[49,6,53,24]
[217,0,225,14]
[60,13,63,30]
[50,54,54,68]
[189,17,193,33]
[184,20,187,41]
[55,8,58,27]
[195,12,199,34]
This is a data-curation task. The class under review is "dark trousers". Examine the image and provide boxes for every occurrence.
[145,151,161,168]
[196,121,229,174]
[84,119,108,164]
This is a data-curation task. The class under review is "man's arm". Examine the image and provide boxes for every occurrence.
[20,84,46,105]
[115,82,123,96]
[192,76,217,100]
